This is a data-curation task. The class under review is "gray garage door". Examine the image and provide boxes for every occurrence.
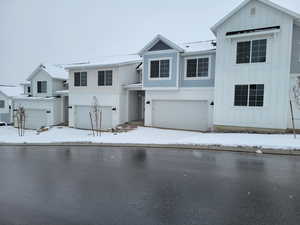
[23,109,47,130]
[75,105,113,130]
[152,100,209,131]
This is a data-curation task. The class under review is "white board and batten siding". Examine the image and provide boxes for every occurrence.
[213,0,295,130]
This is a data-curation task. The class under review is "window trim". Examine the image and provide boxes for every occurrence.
[98,70,113,87]
[148,57,172,80]
[236,38,268,65]
[37,81,47,93]
[233,84,265,108]
[184,55,212,80]
[74,71,87,87]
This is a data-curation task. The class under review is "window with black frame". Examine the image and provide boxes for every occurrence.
[150,59,170,78]
[74,72,87,87]
[186,57,209,78]
[98,70,113,86]
[37,81,47,93]
[234,84,264,107]
[236,39,267,64]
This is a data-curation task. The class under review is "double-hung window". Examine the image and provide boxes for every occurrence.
[236,39,267,64]
[37,81,47,93]
[0,100,5,108]
[150,59,170,79]
[234,84,264,107]
[74,72,87,87]
[98,70,113,86]
[186,57,210,78]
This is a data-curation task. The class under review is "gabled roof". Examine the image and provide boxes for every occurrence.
[27,63,68,81]
[211,0,300,34]
[0,85,23,98]
[138,34,185,56]
[64,54,141,70]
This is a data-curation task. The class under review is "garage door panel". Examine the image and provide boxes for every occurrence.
[75,106,112,130]
[152,100,208,131]
[18,109,47,130]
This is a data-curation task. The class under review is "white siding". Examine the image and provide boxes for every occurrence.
[213,0,294,129]
[68,63,139,128]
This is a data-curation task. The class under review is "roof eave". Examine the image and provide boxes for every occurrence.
[65,60,142,70]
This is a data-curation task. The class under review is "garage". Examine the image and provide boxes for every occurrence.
[152,100,209,131]
[75,105,113,130]
[22,109,47,130]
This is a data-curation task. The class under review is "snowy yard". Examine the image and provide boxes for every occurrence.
[0,126,300,150]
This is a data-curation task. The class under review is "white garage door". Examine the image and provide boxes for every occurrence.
[75,105,113,130]
[152,100,209,131]
[24,109,47,130]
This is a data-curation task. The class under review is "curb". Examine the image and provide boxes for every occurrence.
[0,142,300,156]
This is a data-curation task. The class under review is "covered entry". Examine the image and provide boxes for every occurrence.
[152,100,209,131]
[74,105,113,130]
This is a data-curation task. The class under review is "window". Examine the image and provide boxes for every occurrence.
[234,84,264,107]
[249,84,264,106]
[74,72,87,87]
[150,59,170,79]
[0,100,5,108]
[186,57,210,78]
[37,81,47,93]
[98,70,113,86]
[236,39,267,64]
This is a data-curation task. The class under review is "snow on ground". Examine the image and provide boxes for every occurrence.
[0,126,300,150]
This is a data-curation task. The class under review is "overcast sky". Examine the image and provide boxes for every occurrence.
[0,0,300,84]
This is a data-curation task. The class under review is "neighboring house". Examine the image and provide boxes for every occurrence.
[13,63,69,129]
[0,85,23,124]
[211,0,300,132]
[65,55,142,130]
[138,35,216,131]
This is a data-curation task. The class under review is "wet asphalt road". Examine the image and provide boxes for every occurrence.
[0,146,299,225]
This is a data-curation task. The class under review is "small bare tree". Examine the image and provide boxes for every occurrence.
[89,96,102,136]
[15,106,26,136]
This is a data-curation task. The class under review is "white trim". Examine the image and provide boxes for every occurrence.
[143,49,178,56]
[148,57,172,81]
[144,87,179,91]
[176,52,180,88]
[211,0,300,34]
[184,55,212,80]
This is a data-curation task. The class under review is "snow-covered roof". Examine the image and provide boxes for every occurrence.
[65,55,142,70]
[139,34,216,55]
[0,86,23,98]
[179,40,216,53]
[123,83,143,90]
[27,63,68,81]
[56,90,69,95]
[211,0,300,34]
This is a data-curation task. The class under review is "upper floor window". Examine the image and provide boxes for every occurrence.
[0,100,5,108]
[236,39,267,64]
[186,57,210,78]
[234,84,264,107]
[150,59,170,79]
[74,72,87,87]
[37,81,47,93]
[98,70,113,86]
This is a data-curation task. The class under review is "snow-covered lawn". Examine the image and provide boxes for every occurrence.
[0,126,300,150]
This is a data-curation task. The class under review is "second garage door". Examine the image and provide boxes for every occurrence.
[152,100,209,131]
[24,109,47,130]
[75,105,113,130]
